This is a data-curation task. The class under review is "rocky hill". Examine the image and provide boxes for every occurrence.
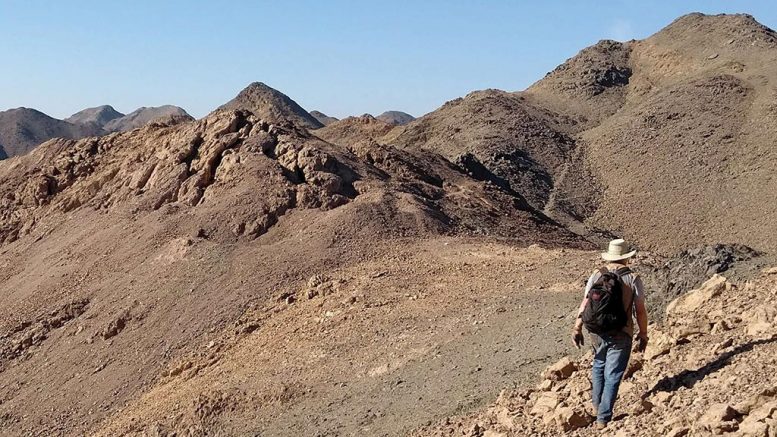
[102,105,193,132]
[377,110,415,125]
[65,105,124,129]
[217,82,324,130]
[577,13,777,254]
[0,108,103,159]
[387,13,777,254]
[310,110,339,126]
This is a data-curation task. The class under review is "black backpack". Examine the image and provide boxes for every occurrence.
[582,267,630,334]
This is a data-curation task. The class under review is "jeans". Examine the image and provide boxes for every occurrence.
[591,331,632,423]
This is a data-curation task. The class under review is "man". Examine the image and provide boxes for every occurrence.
[572,238,649,429]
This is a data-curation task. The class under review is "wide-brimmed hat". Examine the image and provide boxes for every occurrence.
[601,238,637,261]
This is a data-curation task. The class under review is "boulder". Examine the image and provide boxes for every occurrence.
[666,274,727,316]
[551,406,593,431]
[697,403,738,431]
[645,329,675,360]
[537,379,553,391]
[651,391,673,408]
[672,318,713,339]
[738,419,768,437]
[735,388,777,415]
[624,355,644,378]
[747,401,777,423]
[543,356,577,381]
[665,427,689,437]
[743,306,777,337]
[489,405,515,430]
[530,392,560,416]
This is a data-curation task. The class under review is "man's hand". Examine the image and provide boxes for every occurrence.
[637,334,649,353]
[572,329,584,349]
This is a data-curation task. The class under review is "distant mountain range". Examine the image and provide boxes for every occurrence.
[0,88,416,160]
[310,110,415,128]
[0,104,192,159]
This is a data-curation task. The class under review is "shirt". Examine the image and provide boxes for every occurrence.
[583,265,645,337]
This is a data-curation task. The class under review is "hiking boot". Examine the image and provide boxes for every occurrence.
[594,421,607,430]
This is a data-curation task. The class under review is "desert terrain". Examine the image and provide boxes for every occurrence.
[0,12,776,437]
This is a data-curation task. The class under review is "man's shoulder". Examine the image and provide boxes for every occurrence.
[624,269,641,280]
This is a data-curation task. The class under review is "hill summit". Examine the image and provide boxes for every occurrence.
[65,105,124,128]
[218,82,324,129]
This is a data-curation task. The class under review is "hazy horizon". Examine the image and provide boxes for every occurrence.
[2,0,776,120]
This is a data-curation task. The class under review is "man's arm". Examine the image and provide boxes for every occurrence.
[572,272,596,347]
[633,275,648,339]
[573,296,588,332]
[635,296,648,339]
[633,275,649,352]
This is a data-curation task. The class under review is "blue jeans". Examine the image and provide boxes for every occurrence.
[591,331,632,423]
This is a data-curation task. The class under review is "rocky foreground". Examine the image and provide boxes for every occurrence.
[417,268,777,436]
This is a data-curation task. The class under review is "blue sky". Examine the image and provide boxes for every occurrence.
[1,1,776,119]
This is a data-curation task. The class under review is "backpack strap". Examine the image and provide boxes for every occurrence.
[613,266,632,277]
[613,266,637,306]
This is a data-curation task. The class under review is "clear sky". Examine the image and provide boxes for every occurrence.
[2,1,776,119]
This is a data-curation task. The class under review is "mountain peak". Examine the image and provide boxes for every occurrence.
[218,82,323,130]
[376,111,415,126]
[310,110,339,126]
[653,12,777,48]
[65,105,124,127]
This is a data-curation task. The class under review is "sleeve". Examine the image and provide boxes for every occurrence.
[632,274,646,304]
[584,271,599,298]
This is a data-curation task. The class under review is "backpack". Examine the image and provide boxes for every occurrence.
[581,266,631,334]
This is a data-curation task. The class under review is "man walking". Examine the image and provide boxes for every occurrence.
[572,239,649,429]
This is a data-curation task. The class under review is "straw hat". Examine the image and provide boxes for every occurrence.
[601,238,637,261]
